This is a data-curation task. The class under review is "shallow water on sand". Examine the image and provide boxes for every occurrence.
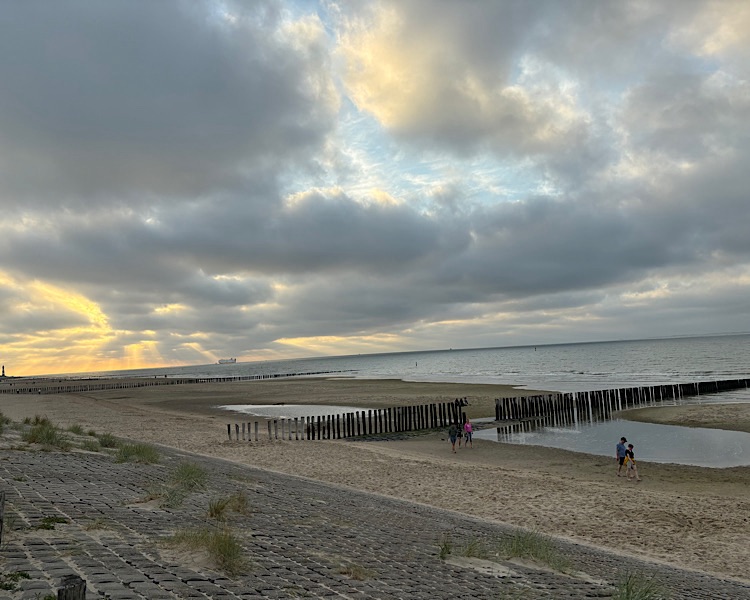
[216,404,371,419]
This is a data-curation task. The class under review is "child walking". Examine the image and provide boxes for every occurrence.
[625,443,642,481]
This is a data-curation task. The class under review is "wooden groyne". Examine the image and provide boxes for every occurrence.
[494,378,750,423]
[0,369,354,395]
[226,379,750,442]
[227,399,470,441]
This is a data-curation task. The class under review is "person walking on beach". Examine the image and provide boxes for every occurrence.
[448,422,459,453]
[463,418,473,448]
[625,443,642,481]
[616,437,627,476]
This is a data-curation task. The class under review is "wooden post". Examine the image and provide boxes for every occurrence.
[317,416,321,440]
[57,574,86,600]
[234,424,240,440]
[267,420,272,440]
[241,422,246,441]
[0,490,5,546]
[294,417,299,440]
[227,424,232,440]
[254,421,259,442]
[274,419,278,440]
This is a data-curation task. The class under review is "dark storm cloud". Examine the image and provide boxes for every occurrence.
[0,0,336,206]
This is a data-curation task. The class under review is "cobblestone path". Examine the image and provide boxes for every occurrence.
[1,437,749,599]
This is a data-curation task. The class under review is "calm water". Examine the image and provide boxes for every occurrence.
[61,333,750,393]
[55,334,750,466]
[474,418,750,468]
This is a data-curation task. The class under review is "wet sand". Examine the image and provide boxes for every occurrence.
[1,377,749,582]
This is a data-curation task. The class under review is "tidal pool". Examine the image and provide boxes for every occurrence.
[474,418,750,468]
[216,404,372,420]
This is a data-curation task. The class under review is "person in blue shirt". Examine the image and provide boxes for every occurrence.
[616,437,627,477]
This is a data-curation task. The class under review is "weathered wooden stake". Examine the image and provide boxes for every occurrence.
[57,574,86,600]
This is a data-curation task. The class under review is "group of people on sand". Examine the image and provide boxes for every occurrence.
[615,436,642,481]
[447,419,473,452]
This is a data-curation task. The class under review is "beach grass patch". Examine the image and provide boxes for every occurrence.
[96,432,119,448]
[227,491,251,515]
[208,497,231,522]
[0,571,30,591]
[338,563,375,580]
[0,411,11,434]
[496,530,570,573]
[171,462,208,491]
[81,439,101,452]
[437,533,453,559]
[115,443,160,464]
[459,536,489,559]
[208,492,251,523]
[36,515,69,530]
[165,527,246,576]
[84,517,108,531]
[22,420,71,451]
[613,571,670,600]
[67,423,85,435]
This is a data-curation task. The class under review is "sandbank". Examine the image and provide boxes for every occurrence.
[1,377,748,583]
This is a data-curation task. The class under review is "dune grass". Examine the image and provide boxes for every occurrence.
[496,529,571,573]
[115,443,160,464]
[170,462,208,491]
[164,527,246,575]
[96,432,119,448]
[613,571,670,600]
[21,419,71,451]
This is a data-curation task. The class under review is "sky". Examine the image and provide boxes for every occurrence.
[1,0,750,376]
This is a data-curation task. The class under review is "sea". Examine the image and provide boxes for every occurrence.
[53,333,750,466]
[64,333,750,394]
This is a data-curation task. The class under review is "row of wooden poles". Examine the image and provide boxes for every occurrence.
[494,378,750,423]
[227,399,470,441]
[227,379,750,442]
[0,369,353,395]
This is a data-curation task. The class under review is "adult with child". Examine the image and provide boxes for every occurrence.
[615,436,628,477]
[448,422,459,453]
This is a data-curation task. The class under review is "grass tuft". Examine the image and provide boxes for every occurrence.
[208,491,252,523]
[36,516,69,530]
[170,462,208,491]
[115,443,160,464]
[437,533,453,559]
[613,571,670,600]
[0,571,30,591]
[165,527,246,575]
[21,420,71,451]
[496,530,570,573]
[96,432,119,448]
[338,563,375,581]
[67,423,85,435]
[81,439,101,452]
[0,411,11,435]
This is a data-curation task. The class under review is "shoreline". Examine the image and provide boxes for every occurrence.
[1,376,749,582]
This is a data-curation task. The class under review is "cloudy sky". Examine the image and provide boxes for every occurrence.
[1,0,749,376]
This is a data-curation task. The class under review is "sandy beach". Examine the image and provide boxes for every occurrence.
[1,377,749,584]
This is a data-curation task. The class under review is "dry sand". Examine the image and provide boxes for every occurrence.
[2,377,749,583]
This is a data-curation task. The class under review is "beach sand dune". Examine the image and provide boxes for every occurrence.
[2,377,749,583]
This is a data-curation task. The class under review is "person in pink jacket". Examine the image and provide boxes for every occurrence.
[463,418,473,448]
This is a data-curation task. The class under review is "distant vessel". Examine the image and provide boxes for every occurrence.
[217,358,236,364]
